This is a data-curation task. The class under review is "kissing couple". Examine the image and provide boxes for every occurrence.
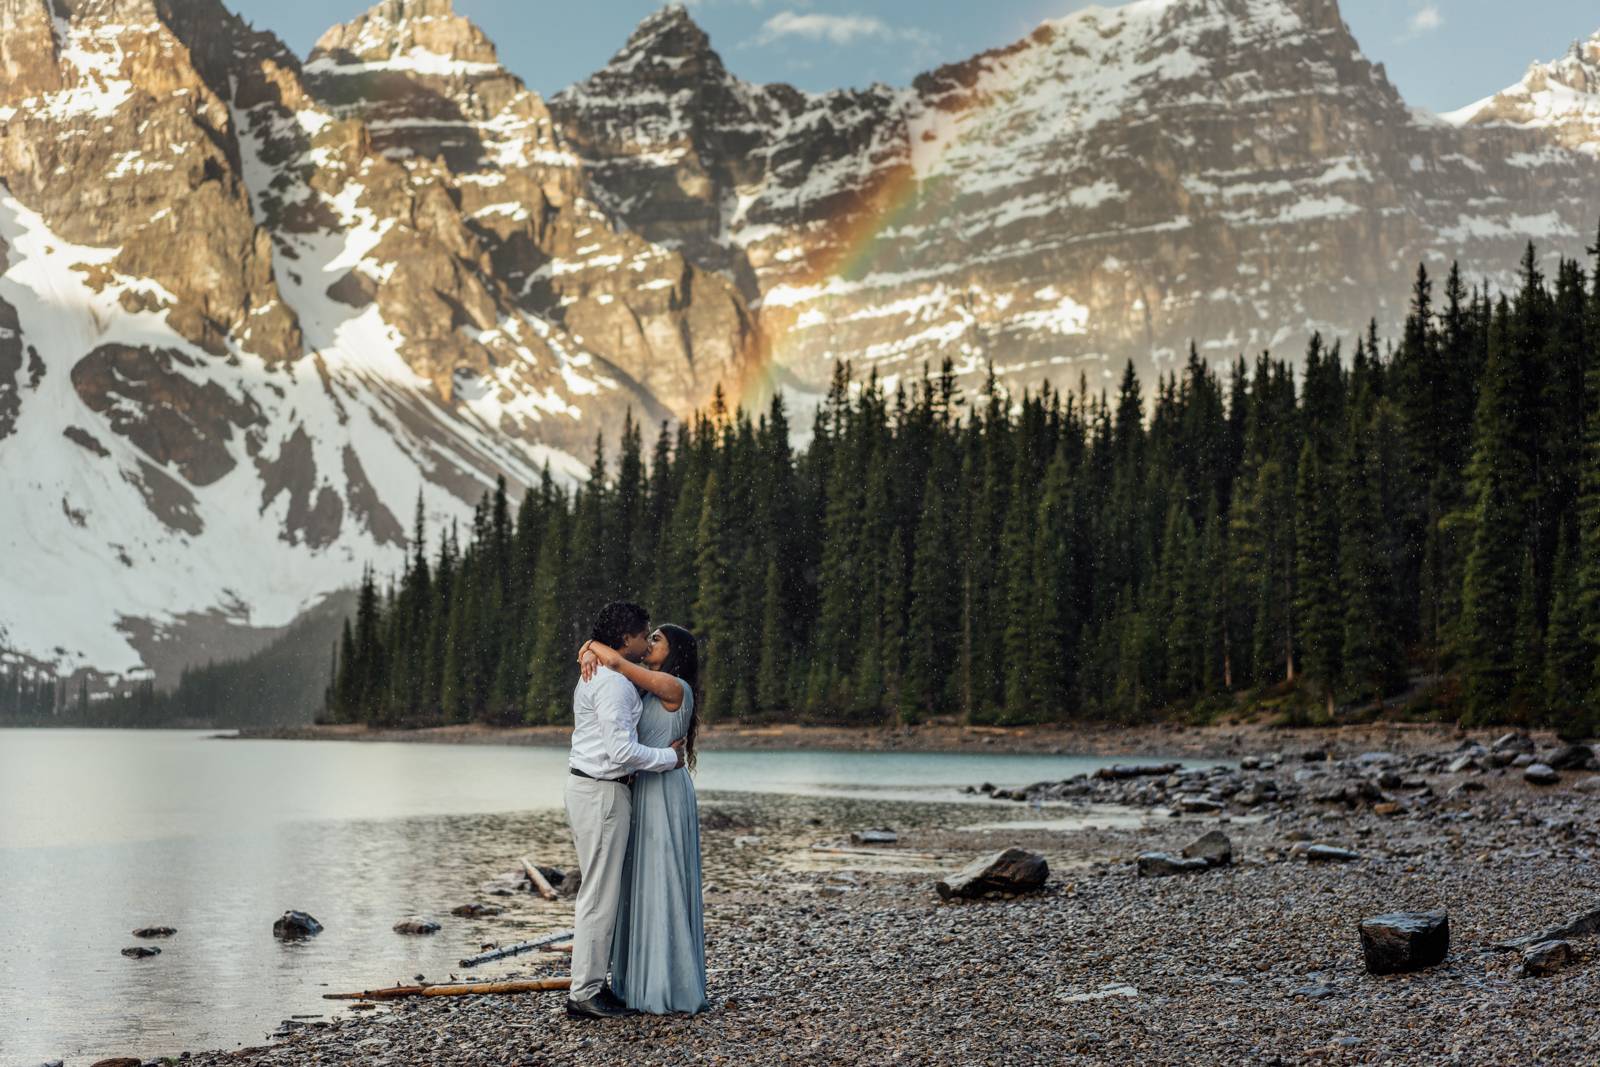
[563,601,708,1019]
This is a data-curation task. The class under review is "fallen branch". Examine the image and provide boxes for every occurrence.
[326,977,570,1002]
[521,856,559,900]
[458,929,573,968]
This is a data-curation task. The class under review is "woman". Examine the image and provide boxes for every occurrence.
[577,624,708,1015]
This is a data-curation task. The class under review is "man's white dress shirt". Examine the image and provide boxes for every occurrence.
[569,666,678,778]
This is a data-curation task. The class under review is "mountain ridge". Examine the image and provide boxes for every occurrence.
[1,0,1597,684]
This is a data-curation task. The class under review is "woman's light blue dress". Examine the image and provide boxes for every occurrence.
[610,678,707,1014]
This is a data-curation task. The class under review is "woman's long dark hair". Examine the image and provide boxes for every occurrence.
[655,623,701,772]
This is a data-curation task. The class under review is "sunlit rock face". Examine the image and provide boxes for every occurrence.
[0,0,760,678]
[555,1,1600,396]
[304,0,765,421]
[1444,30,1600,156]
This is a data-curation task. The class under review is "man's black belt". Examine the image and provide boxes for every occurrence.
[570,767,634,786]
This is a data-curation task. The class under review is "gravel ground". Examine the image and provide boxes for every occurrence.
[166,729,1600,1067]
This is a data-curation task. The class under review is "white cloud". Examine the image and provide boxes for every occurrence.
[1408,5,1443,35]
[753,10,926,47]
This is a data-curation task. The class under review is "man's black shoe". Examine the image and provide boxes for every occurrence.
[596,987,635,1014]
[565,994,635,1020]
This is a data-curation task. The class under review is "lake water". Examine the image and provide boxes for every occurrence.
[0,729,1176,1064]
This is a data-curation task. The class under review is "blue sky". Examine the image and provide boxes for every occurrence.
[234,0,1600,112]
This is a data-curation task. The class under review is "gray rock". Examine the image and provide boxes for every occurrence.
[1301,844,1360,863]
[450,903,504,918]
[1095,762,1182,780]
[1136,852,1212,877]
[1520,939,1577,977]
[850,828,898,845]
[120,945,161,958]
[1359,911,1449,975]
[1181,829,1234,868]
[1178,796,1223,813]
[273,910,323,939]
[1291,983,1336,1000]
[1544,744,1593,770]
[131,926,176,938]
[1492,732,1536,754]
[1573,776,1600,793]
[1495,905,1600,949]
[1446,754,1480,774]
[936,847,1049,899]
[1524,763,1559,785]
[393,917,441,935]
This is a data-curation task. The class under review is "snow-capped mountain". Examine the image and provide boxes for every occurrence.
[555,1,1600,393]
[1444,29,1600,154]
[1,0,1597,681]
[0,0,760,678]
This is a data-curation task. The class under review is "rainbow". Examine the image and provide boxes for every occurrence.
[725,12,1081,419]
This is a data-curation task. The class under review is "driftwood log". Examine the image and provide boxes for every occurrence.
[326,977,570,1001]
[521,856,559,900]
[458,929,573,968]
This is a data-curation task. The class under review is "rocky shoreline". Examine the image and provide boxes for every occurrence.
[226,717,1477,759]
[77,726,1600,1066]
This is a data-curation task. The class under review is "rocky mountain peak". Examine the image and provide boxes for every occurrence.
[1443,23,1600,153]
[618,3,716,65]
[309,0,498,69]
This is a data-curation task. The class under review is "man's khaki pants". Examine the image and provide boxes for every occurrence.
[564,775,632,1001]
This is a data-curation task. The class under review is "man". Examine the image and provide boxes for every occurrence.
[564,601,685,1020]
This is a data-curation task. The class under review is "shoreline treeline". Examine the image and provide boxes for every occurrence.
[5,237,1595,732]
[323,238,1600,734]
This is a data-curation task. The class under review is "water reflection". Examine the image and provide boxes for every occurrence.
[0,729,1169,1063]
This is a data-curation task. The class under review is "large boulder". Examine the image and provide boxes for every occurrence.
[1359,911,1449,975]
[936,848,1049,899]
[1181,830,1234,868]
[273,910,323,939]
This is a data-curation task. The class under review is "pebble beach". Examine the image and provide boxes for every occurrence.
[133,726,1600,1066]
